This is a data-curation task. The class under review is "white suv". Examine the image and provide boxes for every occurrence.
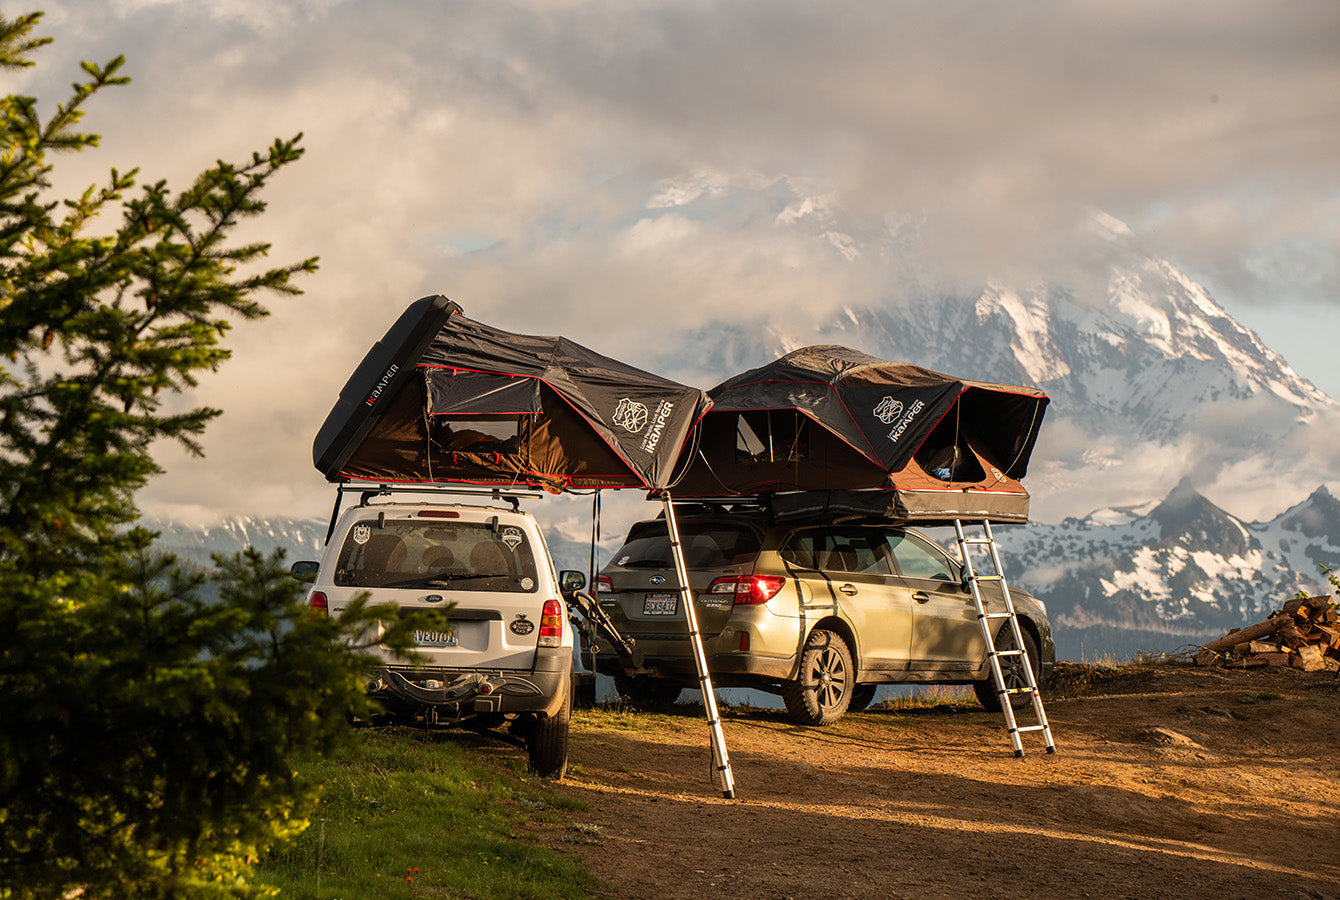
[294,497,575,778]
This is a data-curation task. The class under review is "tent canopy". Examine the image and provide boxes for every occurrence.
[313,296,711,492]
[670,345,1049,523]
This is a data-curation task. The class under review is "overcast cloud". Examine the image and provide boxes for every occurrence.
[15,0,1340,523]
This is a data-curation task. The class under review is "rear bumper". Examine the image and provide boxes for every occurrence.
[595,650,795,688]
[369,646,570,723]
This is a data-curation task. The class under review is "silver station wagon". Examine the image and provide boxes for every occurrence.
[593,504,1054,725]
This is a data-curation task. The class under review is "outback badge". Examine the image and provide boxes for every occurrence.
[510,615,535,636]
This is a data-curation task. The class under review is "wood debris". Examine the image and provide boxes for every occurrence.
[1197,596,1340,672]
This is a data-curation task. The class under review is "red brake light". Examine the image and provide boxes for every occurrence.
[595,575,614,594]
[539,599,563,647]
[309,591,329,616]
[707,575,786,605]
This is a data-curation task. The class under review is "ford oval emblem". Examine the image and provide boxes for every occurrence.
[649,575,665,585]
[423,594,445,604]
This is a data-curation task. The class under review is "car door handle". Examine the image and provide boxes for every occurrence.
[912,591,930,604]
[838,583,858,596]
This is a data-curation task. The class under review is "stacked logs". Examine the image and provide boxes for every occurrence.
[1196,596,1340,672]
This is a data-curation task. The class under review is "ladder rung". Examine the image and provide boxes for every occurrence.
[954,518,1055,758]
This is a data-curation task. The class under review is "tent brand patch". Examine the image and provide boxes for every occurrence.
[612,398,649,433]
[640,400,676,454]
[365,363,400,406]
[873,396,904,425]
[886,399,925,443]
[510,616,534,636]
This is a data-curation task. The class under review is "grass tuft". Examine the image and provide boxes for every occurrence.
[255,727,597,900]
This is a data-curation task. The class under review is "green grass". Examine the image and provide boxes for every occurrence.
[255,728,600,900]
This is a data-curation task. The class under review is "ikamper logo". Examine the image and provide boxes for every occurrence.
[873,396,904,425]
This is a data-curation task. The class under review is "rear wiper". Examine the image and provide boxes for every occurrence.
[422,572,509,585]
[380,572,509,588]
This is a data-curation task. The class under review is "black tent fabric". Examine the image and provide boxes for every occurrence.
[670,345,1049,523]
[312,296,712,492]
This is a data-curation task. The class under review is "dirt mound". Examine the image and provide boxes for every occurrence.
[546,664,1340,900]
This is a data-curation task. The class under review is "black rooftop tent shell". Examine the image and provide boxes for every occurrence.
[312,296,712,492]
[669,345,1050,524]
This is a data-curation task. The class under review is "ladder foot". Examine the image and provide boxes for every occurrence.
[1013,749,1025,758]
[1046,746,1056,755]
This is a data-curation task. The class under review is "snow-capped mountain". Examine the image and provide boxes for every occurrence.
[143,515,329,570]
[987,482,1340,660]
[641,177,1340,523]
[143,514,601,577]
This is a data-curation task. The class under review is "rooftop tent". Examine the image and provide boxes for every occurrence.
[312,296,711,492]
[671,345,1049,523]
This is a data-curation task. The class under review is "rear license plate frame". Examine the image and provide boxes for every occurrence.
[642,593,678,616]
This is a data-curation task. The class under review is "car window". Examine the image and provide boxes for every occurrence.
[611,520,762,570]
[333,518,539,591]
[781,527,892,575]
[885,531,956,581]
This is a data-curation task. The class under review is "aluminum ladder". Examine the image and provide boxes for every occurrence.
[953,519,1055,757]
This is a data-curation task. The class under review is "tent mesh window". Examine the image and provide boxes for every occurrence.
[430,414,524,453]
[735,410,809,464]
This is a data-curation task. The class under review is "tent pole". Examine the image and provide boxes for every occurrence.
[661,492,736,799]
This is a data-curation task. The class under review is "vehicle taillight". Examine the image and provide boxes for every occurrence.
[595,575,613,595]
[309,591,329,616]
[706,575,786,605]
[539,599,563,647]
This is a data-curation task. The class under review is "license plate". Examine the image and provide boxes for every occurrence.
[643,593,678,616]
[414,628,458,647]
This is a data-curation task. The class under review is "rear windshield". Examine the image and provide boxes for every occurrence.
[333,518,539,592]
[610,520,762,570]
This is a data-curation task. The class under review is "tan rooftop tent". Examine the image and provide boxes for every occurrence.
[670,345,1049,523]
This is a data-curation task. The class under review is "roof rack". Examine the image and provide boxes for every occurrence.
[323,481,546,543]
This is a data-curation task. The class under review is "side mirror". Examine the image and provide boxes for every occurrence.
[558,570,586,597]
[290,560,320,584]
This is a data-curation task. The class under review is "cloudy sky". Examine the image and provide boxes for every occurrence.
[15,0,1340,525]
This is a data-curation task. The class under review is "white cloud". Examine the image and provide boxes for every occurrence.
[17,0,1340,520]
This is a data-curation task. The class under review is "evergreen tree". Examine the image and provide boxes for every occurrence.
[0,13,419,897]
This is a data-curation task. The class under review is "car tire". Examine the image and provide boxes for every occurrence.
[974,626,1040,713]
[848,683,878,713]
[782,628,854,726]
[614,673,682,708]
[526,676,570,779]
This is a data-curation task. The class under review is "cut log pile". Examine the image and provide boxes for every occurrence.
[1196,596,1340,671]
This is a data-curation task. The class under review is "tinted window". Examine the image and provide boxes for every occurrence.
[886,531,956,581]
[781,527,892,575]
[611,520,762,570]
[334,518,538,592]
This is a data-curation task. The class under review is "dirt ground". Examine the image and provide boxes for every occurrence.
[540,663,1340,900]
